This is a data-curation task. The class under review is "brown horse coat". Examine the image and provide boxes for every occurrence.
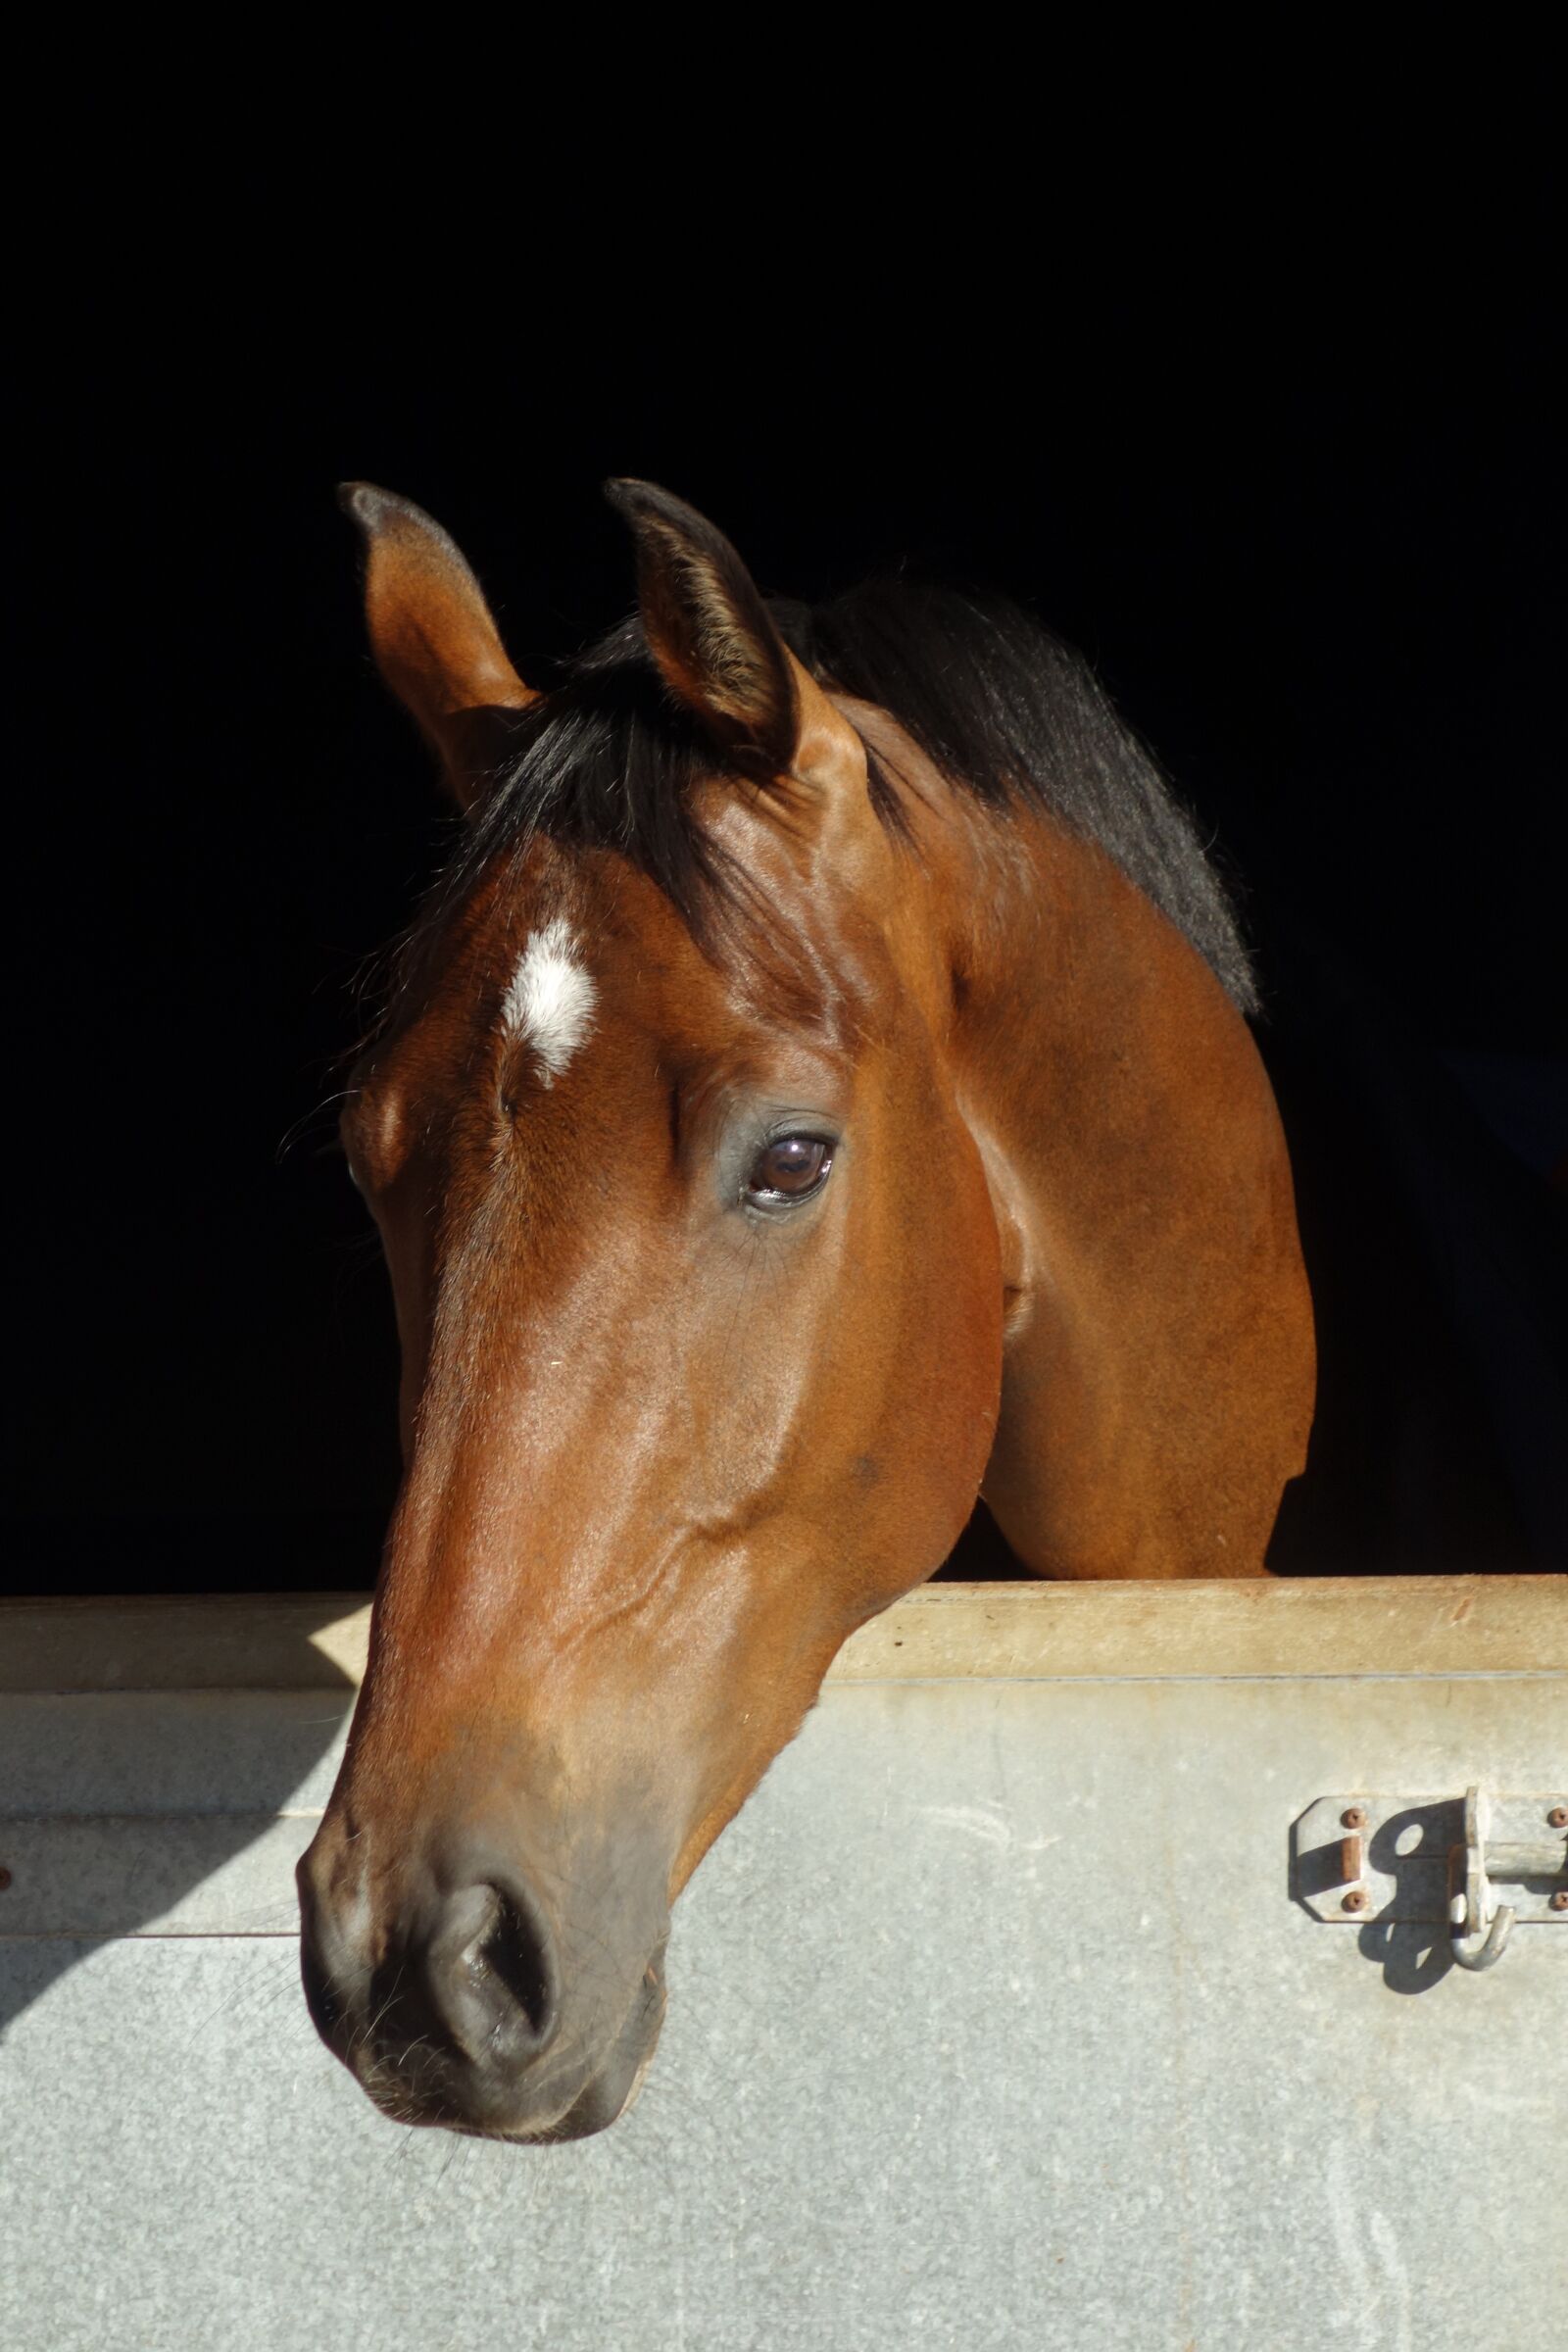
[298,481,1313,2141]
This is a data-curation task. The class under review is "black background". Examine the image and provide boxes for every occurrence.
[8,155,1565,1592]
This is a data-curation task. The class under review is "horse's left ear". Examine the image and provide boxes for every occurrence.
[605,479,857,786]
[340,482,540,813]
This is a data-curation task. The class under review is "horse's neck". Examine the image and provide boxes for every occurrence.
[908,770,1315,1579]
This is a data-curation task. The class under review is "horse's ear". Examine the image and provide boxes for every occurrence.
[605,479,802,774]
[339,483,539,813]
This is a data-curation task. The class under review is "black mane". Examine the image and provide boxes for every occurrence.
[425,580,1257,1014]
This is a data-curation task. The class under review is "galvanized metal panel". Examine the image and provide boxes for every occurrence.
[0,1813,317,1936]
[0,1689,349,1936]
[0,1690,349,1814]
[2,1669,1564,2350]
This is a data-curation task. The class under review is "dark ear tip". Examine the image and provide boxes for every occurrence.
[603,477,704,538]
[602,475,658,517]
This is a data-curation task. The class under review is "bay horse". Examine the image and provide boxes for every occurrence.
[298,480,1314,2141]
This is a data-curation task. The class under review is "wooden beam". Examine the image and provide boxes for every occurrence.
[0,1576,1562,1692]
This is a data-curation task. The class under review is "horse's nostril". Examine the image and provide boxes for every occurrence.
[470,1886,556,2042]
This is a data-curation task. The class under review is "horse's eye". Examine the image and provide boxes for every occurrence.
[746,1135,834,1204]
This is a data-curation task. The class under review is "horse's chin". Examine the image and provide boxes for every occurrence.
[368,1952,667,2147]
[507,2017,663,2143]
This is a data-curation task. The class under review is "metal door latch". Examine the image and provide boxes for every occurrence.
[1292,1788,1568,1971]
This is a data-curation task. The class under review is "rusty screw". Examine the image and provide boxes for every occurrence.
[1341,1806,1368,1831]
[1547,1807,1568,1830]
[1342,1887,1369,1913]
[1550,1890,1568,1913]
[0,1866,11,1892]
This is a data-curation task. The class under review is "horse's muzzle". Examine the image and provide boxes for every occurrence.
[296,1824,668,2142]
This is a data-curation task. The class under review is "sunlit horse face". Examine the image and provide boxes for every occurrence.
[299,483,1003,2140]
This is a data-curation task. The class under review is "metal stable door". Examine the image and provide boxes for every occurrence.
[2,1578,1564,2350]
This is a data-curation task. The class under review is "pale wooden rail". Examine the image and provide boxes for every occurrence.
[0,1576,1562,1691]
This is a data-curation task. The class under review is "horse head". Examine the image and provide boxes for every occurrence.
[297,483,1004,2140]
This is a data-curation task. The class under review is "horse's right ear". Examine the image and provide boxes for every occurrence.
[339,483,539,813]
